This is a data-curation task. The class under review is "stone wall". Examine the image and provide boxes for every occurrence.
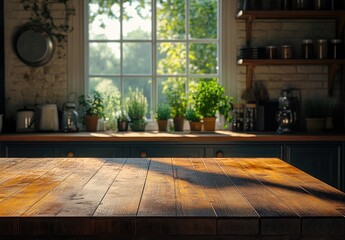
[4,0,68,119]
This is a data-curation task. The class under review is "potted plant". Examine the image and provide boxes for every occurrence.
[165,83,187,131]
[116,108,129,132]
[78,91,105,132]
[193,80,233,131]
[155,103,171,132]
[125,88,148,131]
[185,108,202,131]
[304,98,328,132]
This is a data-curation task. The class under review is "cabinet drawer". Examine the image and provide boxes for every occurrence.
[55,143,129,158]
[130,145,205,158]
[213,143,283,158]
[5,143,56,157]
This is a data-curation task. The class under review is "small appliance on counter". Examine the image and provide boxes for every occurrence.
[62,102,79,132]
[276,88,301,134]
[16,107,35,132]
[37,104,59,132]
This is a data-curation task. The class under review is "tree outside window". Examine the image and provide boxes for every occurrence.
[87,0,220,123]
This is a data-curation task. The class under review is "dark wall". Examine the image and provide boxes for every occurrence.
[0,1,4,114]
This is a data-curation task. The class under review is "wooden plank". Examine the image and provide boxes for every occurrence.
[254,158,345,236]
[138,158,176,217]
[0,158,23,171]
[0,158,86,216]
[260,158,345,214]
[192,158,259,235]
[172,158,215,217]
[23,158,105,216]
[216,158,298,217]
[57,158,127,216]
[239,158,343,217]
[0,158,59,185]
[94,158,149,216]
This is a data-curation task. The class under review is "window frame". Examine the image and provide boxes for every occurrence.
[67,0,238,128]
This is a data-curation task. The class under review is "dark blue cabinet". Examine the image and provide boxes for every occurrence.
[285,143,342,190]
[212,143,283,158]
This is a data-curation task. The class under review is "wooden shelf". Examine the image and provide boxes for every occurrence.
[237,59,345,95]
[236,10,345,45]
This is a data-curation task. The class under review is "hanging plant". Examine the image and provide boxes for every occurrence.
[21,0,75,42]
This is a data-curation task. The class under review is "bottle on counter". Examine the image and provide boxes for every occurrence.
[266,46,278,59]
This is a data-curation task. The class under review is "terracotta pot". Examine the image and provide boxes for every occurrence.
[306,118,325,132]
[173,116,185,131]
[189,121,202,131]
[203,117,216,131]
[157,120,168,132]
[85,115,99,132]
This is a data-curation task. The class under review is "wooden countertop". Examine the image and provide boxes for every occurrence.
[0,131,345,142]
[0,157,344,239]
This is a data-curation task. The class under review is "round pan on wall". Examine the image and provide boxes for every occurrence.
[14,24,56,67]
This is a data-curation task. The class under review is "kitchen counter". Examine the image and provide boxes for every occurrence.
[0,130,345,142]
[0,157,344,239]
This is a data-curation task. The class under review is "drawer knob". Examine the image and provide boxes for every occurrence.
[216,151,224,158]
[140,151,148,158]
[67,152,74,158]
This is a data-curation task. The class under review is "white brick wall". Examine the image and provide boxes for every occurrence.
[4,0,68,119]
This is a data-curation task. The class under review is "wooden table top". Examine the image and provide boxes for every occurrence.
[0,157,344,239]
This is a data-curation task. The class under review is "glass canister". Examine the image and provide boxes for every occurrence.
[232,103,244,131]
[314,0,329,9]
[245,103,257,131]
[62,102,79,132]
[294,0,313,9]
[266,46,277,59]
[281,45,292,59]
[301,39,314,59]
[329,39,343,59]
[316,39,328,59]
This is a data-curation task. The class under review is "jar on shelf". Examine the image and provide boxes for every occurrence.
[62,102,79,132]
[281,45,292,59]
[329,39,343,59]
[271,0,293,10]
[314,0,329,9]
[301,39,314,59]
[294,0,313,9]
[232,103,244,131]
[316,39,328,59]
[245,103,257,131]
[266,46,277,59]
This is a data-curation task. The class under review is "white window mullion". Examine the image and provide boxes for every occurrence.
[120,0,124,100]
[185,0,190,101]
[152,0,157,114]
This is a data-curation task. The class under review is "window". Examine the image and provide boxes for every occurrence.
[86,0,220,119]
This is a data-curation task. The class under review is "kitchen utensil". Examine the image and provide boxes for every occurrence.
[16,108,35,132]
[62,102,79,132]
[38,104,59,132]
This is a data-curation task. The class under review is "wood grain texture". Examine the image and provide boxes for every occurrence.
[0,157,344,239]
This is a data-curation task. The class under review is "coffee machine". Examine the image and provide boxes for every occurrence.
[276,88,300,134]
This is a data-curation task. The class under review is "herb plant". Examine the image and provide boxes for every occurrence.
[78,91,105,118]
[125,88,148,120]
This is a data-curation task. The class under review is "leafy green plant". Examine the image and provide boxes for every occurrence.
[21,0,75,42]
[193,80,233,127]
[304,98,328,118]
[78,91,105,118]
[155,104,171,120]
[185,108,202,122]
[125,88,148,120]
[165,82,187,117]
